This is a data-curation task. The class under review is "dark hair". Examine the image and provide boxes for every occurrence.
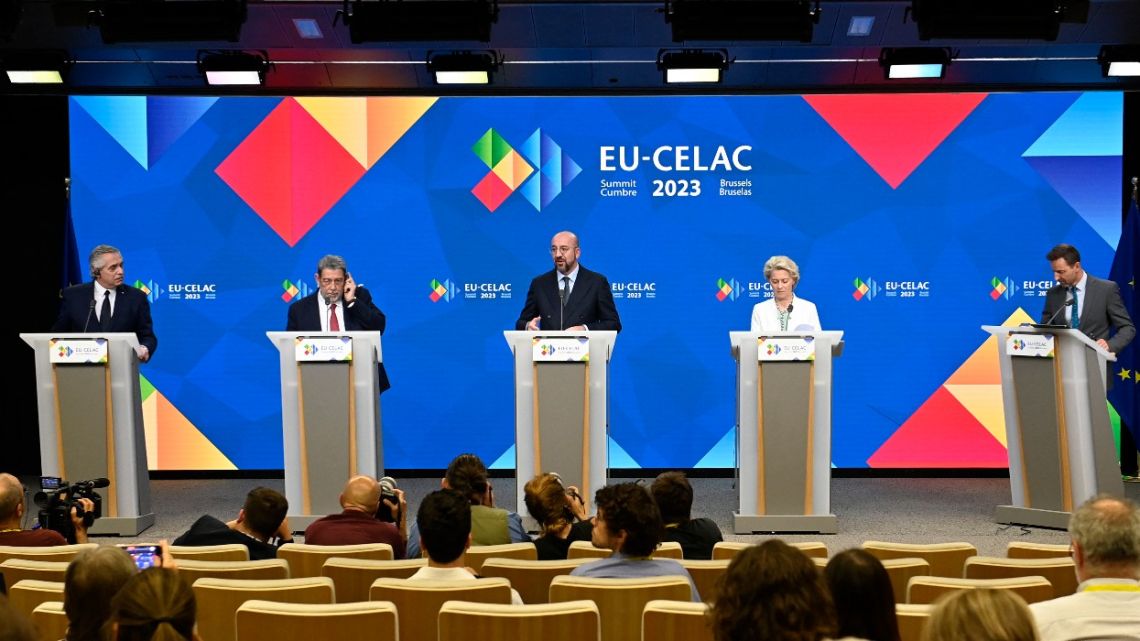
[594,483,662,557]
[1045,244,1080,266]
[651,471,693,525]
[709,540,836,641]
[111,568,196,641]
[65,547,138,641]
[825,549,901,641]
[445,454,490,505]
[524,473,572,536]
[242,487,288,540]
[417,489,471,564]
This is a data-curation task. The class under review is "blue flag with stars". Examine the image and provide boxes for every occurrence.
[1108,195,1138,436]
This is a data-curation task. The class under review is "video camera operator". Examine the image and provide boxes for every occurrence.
[304,475,407,557]
[0,473,94,546]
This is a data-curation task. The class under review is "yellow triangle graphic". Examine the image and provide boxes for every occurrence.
[150,392,237,470]
[364,97,437,169]
[295,97,370,169]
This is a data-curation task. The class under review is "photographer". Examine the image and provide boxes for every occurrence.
[173,486,292,560]
[523,472,593,560]
[303,475,407,558]
[0,473,94,546]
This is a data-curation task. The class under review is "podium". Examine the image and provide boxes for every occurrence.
[730,331,844,534]
[505,331,616,521]
[20,332,154,536]
[982,325,1123,530]
[268,331,385,531]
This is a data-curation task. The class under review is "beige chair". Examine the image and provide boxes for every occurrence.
[567,541,684,561]
[896,603,933,641]
[906,575,1053,605]
[643,599,714,641]
[652,542,684,560]
[277,542,394,578]
[31,601,68,641]
[549,575,693,641]
[863,541,977,578]
[678,559,729,603]
[879,557,933,605]
[964,555,1078,596]
[6,580,65,621]
[192,576,336,641]
[0,544,96,586]
[368,577,513,641]
[439,599,601,641]
[170,544,251,562]
[480,558,589,605]
[322,557,427,603]
[464,542,538,571]
[235,599,398,641]
[710,541,828,561]
[176,558,290,583]
[1006,541,1070,559]
[0,559,69,584]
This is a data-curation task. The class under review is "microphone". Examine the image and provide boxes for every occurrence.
[559,278,567,331]
[1044,297,1075,325]
[87,478,111,488]
[81,299,96,333]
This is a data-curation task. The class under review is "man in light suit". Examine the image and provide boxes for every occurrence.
[286,254,390,392]
[1041,244,1134,356]
[516,230,621,332]
[52,244,157,362]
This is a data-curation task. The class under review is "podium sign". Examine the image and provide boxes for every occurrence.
[295,336,353,362]
[1006,333,1055,359]
[50,338,109,364]
[757,336,816,361]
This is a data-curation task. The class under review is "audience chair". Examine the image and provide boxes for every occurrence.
[480,558,589,605]
[643,599,714,641]
[439,599,601,641]
[653,541,684,559]
[464,542,538,571]
[235,599,398,641]
[192,576,336,641]
[368,577,513,641]
[0,543,96,586]
[710,540,828,560]
[6,580,65,621]
[906,575,1053,605]
[678,559,729,603]
[1006,541,1070,559]
[0,559,69,584]
[170,543,251,562]
[276,542,393,578]
[567,540,685,561]
[321,557,427,603]
[964,555,1078,596]
[895,603,933,641]
[879,557,932,605]
[863,541,977,578]
[176,558,290,583]
[549,575,693,641]
[31,601,68,641]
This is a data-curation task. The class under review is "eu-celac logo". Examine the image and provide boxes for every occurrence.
[990,276,1017,300]
[471,128,583,212]
[716,277,740,302]
[766,343,781,356]
[133,279,160,304]
[1011,338,1026,351]
[430,278,455,303]
[57,345,73,358]
[852,277,879,301]
[281,279,311,303]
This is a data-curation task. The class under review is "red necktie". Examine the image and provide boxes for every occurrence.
[329,303,340,331]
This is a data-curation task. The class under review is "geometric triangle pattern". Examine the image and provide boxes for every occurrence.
[295,97,437,170]
[471,127,581,212]
[147,97,218,168]
[73,96,149,169]
[518,128,582,210]
[141,375,236,470]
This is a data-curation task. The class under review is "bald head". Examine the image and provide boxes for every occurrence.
[550,231,581,275]
[340,476,381,515]
[1070,495,1140,580]
[0,473,24,522]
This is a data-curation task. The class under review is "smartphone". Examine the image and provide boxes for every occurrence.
[119,544,162,570]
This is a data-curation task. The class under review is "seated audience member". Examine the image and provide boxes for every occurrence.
[650,471,723,560]
[1029,494,1140,641]
[523,472,592,560]
[570,482,699,601]
[65,546,138,641]
[110,568,198,641]
[0,472,94,545]
[173,486,292,560]
[408,489,523,604]
[709,539,836,641]
[0,594,38,641]
[924,589,1039,641]
[406,454,528,558]
[303,475,407,557]
[825,548,901,641]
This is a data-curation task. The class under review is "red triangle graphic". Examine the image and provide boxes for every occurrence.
[803,93,987,189]
[867,386,1008,468]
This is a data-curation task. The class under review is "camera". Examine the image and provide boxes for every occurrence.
[33,477,107,544]
[376,476,400,523]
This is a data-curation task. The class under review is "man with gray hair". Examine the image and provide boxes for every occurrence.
[51,244,157,362]
[286,254,389,391]
[1029,494,1140,640]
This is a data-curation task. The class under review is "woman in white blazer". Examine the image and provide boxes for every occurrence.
[750,255,821,332]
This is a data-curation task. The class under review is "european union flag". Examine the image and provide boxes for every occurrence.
[1108,194,1138,437]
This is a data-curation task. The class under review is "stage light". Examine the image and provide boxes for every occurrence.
[1098,45,1140,78]
[1,50,71,84]
[879,47,951,80]
[97,0,247,43]
[345,0,497,44]
[428,51,500,85]
[658,50,729,84]
[665,0,821,43]
[910,0,1078,41]
[197,50,269,86]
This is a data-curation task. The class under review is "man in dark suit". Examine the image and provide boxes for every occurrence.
[286,254,390,392]
[51,244,157,362]
[1041,244,1135,355]
[515,231,621,332]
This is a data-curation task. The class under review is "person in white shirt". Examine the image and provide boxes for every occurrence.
[408,489,523,604]
[750,255,821,333]
[1029,495,1140,641]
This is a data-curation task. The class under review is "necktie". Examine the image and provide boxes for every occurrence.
[329,303,340,331]
[100,291,112,332]
[1071,287,1079,329]
[562,276,571,303]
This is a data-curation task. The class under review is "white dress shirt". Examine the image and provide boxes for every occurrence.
[409,565,524,604]
[317,296,347,332]
[94,281,117,321]
[750,296,821,333]
[1063,271,1088,326]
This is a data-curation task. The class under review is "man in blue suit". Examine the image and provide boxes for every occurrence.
[286,254,390,392]
[52,244,157,362]
[516,231,621,333]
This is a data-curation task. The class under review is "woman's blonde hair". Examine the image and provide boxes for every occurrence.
[922,589,1039,641]
[111,568,196,641]
[763,256,800,283]
[523,472,572,536]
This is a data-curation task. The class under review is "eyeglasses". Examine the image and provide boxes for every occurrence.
[550,246,577,255]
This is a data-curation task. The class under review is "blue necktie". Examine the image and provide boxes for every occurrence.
[1070,287,1079,329]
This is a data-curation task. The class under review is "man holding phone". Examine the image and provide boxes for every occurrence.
[286,254,390,392]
